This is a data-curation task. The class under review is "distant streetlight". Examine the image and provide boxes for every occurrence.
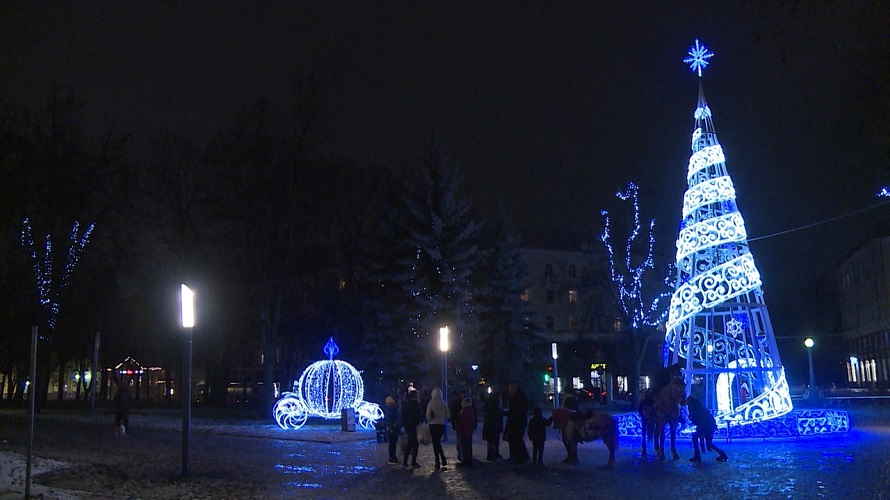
[804,338,817,402]
[180,284,195,478]
[551,342,559,408]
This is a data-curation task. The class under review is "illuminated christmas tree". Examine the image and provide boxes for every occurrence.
[664,40,793,427]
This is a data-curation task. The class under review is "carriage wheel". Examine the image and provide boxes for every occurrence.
[273,396,309,429]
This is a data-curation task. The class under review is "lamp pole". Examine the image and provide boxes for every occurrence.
[439,326,449,405]
[804,338,817,401]
[180,284,195,478]
[439,326,449,441]
[551,342,559,408]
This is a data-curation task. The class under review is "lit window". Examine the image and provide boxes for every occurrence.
[520,289,530,302]
[568,289,578,303]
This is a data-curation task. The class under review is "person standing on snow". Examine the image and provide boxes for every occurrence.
[503,383,529,464]
[425,387,451,468]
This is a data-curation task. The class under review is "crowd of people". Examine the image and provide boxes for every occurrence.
[382,381,550,468]
[381,373,730,469]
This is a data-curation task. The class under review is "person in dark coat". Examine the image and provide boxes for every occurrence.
[527,406,553,465]
[450,389,468,462]
[401,389,423,467]
[482,389,504,461]
[419,386,431,421]
[383,395,401,463]
[113,380,131,435]
[686,395,728,462]
[503,383,529,464]
[455,398,476,466]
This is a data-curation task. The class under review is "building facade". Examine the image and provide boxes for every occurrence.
[836,236,890,389]
[519,246,630,401]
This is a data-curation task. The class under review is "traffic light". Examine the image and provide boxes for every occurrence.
[544,365,553,383]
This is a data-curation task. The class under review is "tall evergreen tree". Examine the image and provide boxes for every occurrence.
[475,207,538,396]
[365,136,481,387]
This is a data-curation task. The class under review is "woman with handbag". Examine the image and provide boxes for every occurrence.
[426,387,451,468]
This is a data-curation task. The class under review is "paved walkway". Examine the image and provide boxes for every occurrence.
[1,406,888,498]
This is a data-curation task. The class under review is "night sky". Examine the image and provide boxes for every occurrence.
[3,3,889,360]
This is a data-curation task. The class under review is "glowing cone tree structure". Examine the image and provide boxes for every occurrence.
[665,40,793,427]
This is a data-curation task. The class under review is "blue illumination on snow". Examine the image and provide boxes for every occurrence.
[684,39,714,77]
[273,338,383,430]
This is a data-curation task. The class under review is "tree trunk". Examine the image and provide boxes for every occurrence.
[35,343,52,412]
[56,359,66,402]
[13,372,25,401]
[630,328,653,408]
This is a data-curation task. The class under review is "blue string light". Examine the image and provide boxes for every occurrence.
[601,182,672,330]
[20,218,94,332]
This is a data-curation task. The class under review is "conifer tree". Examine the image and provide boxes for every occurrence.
[365,135,481,385]
[475,207,537,395]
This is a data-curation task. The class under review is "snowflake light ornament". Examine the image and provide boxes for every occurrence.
[684,39,714,77]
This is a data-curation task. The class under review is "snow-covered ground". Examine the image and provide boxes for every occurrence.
[2,406,889,499]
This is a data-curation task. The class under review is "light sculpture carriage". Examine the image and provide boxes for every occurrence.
[273,337,383,430]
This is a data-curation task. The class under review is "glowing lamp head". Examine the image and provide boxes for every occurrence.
[804,338,814,349]
[180,284,195,328]
[439,326,449,352]
[551,342,558,360]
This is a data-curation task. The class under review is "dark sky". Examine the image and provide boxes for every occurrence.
[3,2,889,345]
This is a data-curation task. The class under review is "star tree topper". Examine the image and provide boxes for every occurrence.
[684,39,714,77]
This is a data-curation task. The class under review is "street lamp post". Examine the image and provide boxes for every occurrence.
[180,284,195,478]
[551,342,559,408]
[804,338,817,402]
[439,326,449,441]
[439,326,449,405]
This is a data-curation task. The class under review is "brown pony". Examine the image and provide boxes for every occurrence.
[638,363,683,457]
[653,376,686,460]
[637,388,658,457]
[552,404,618,468]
